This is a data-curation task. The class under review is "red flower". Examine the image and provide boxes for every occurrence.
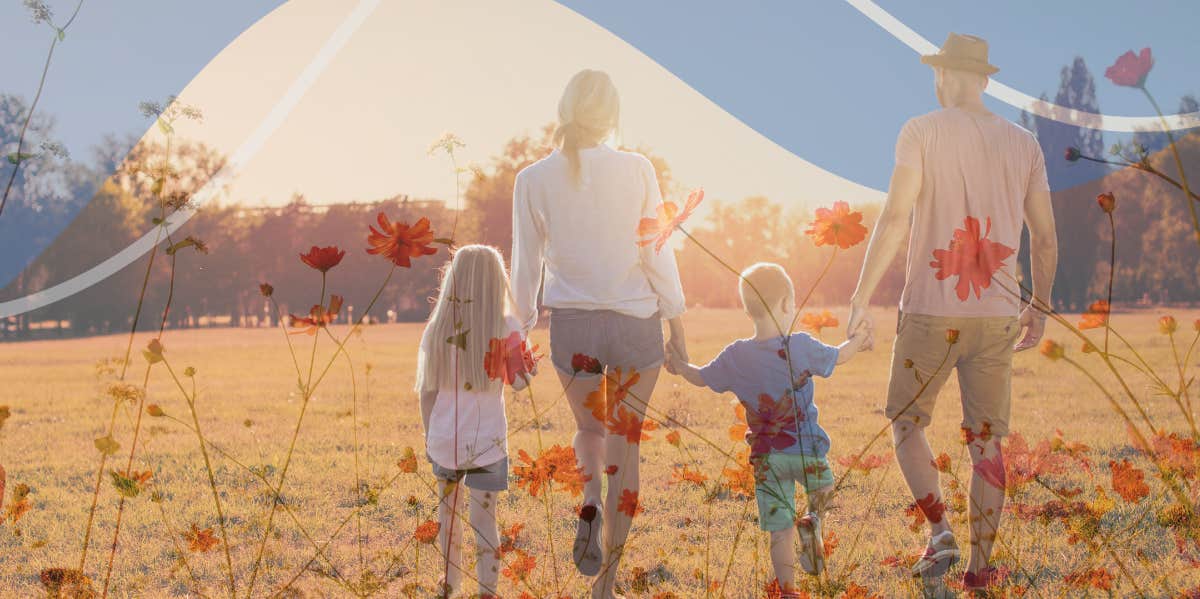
[617,488,643,517]
[571,353,602,375]
[1078,300,1110,330]
[413,520,439,544]
[665,430,681,447]
[366,213,438,267]
[1160,315,1178,335]
[805,201,868,249]
[637,188,704,253]
[1096,192,1116,214]
[513,445,589,497]
[914,492,947,524]
[1109,459,1149,503]
[607,405,658,444]
[800,311,838,335]
[973,450,1006,490]
[945,328,960,345]
[835,452,889,473]
[299,245,345,272]
[929,216,1015,301]
[484,331,540,385]
[745,393,798,455]
[288,295,343,335]
[933,453,952,473]
[501,549,536,582]
[1105,48,1153,88]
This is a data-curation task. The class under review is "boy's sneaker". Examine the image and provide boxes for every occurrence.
[911,530,960,578]
[573,502,603,576]
[795,512,826,575]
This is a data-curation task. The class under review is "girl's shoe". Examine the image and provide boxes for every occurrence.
[911,530,960,578]
[573,501,603,576]
[796,512,826,575]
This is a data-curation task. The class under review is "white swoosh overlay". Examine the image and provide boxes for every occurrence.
[846,0,1200,133]
[0,0,381,319]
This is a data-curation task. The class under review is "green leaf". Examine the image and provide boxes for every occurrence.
[433,237,454,246]
[445,330,469,351]
[57,28,65,42]
[94,435,120,456]
[109,471,139,498]
[166,238,196,255]
[6,152,34,165]
[156,118,174,136]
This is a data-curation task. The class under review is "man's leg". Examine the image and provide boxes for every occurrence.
[893,421,951,536]
[966,436,1005,576]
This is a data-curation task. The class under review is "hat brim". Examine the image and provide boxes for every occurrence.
[920,54,998,76]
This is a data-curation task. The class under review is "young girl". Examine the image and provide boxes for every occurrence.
[416,245,532,598]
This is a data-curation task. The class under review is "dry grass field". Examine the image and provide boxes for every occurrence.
[0,306,1197,597]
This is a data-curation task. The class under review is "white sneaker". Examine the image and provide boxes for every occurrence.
[796,512,825,575]
[911,530,960,578]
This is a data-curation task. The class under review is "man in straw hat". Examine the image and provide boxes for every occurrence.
[846,33,1058,593]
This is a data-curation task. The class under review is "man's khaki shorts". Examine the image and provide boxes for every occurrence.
[886,312,1021,437]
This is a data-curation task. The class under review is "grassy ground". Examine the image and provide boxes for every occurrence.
[0,306,1196,597]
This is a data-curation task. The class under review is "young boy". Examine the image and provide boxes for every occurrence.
[666,262,868,596]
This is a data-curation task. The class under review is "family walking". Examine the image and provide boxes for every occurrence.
[415,32,1058,598]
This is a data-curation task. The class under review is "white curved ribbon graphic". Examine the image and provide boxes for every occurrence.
[0,0,381,319]
[846,0,1200,133]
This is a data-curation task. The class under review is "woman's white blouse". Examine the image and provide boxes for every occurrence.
[511,145,686,333]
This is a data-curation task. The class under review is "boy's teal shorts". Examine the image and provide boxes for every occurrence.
[752,453,834,532]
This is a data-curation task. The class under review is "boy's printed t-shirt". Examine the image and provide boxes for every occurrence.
[699,332,838,458]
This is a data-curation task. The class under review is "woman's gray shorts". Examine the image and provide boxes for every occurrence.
[548,308,665,376]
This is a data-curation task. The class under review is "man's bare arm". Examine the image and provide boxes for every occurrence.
[1015,186,1057,351]
[847,164,922,345]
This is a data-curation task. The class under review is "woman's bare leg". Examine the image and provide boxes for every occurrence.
[558,371,606,505]
[594,366,661,598]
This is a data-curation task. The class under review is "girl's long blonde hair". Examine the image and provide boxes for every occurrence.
[415,245,511,394]
[555,69,620,186]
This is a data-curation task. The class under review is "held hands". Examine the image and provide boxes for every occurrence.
[846,302,875,352]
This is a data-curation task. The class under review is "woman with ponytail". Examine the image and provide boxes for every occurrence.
[511,69,688,598]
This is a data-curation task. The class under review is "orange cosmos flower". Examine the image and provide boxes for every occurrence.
[606,405,658,444]
[1096,192,1116,213]
[636,188,704,253]
[665,430,681,447]
[1078,300,1110,330]
[1159,315,1178,335]
[366,213,438,267]
[800,310,839,335]
[288,295,343,335]
[299,245,345,272]
[945,329,960,345]
[184,524,219,553]
[669,464,708,488]
[805,201,868,249]
[1039,339,1064,361]
[484,331,541,385]
[513,445,588,497]
[617,488,643,517]
[1109,459,1148,503]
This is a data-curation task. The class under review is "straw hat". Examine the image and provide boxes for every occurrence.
[921,33,998,76]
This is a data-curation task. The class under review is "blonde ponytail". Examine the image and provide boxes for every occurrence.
[555,69,620,187]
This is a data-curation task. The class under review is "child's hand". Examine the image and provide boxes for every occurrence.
[851,326,874,352]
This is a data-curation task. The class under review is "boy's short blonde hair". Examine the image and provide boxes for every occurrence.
[738,262,794,319]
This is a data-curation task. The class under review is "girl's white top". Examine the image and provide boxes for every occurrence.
[421,316,520,470]
[511,144,686,333]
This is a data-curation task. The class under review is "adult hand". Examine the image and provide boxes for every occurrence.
[1014,306,1046,352]
[666,317,689,365]
[847,302,875,351]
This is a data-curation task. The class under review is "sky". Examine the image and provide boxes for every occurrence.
[0,0,1197,298]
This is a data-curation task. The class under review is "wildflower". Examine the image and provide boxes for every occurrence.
[722,450,757,498]
[1064,146,1081,162]
[259,283,274,297]
[288,295,343,335]
[929,216,1015,301]
[23,0,52,24]
[184,524,219,552]
[665,430,681,447]
[1079,300,1110,330]
[973,451,1006,490]
[183,366,195,377]
[1082,340,1097,353]
[571,353,602,374]
[1064,568,1114,591]
[800,310,838,335]
[605,464,618,476]
[617,488,643,517]
[1194,319,1200,332]
[1096,192,1116,213]
[397,447,417,473]
[107,383,144,405]
[413,520,439,544]
[745,393,798,455]
[39,569,94,597]
[1105,48,1153,88]
[484,331,540,385]
[1160,315,1178,335]
[903,358,914,368]
[513,445,588,497]
[945,328,960,344]
[1005,432,1070,491]
[728,402,748,442]
[835,452,889,473]
[636,188,704,253]
[933,453,952,473]
[606,406,658,444]
[143,338,164,364]
[805,201,868,249]
[501,549,536,582]
[915,492,947,524]
[669,465,708,488]
[428,132,465,156]
[962,422,994,445]
[499,522,524,554]
[583,367,640,424]
[365,213,438,267]
[1039,339,1064,361]
[1109,459,1149,503]
[299,245,345,272]
[146,404,165,417]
